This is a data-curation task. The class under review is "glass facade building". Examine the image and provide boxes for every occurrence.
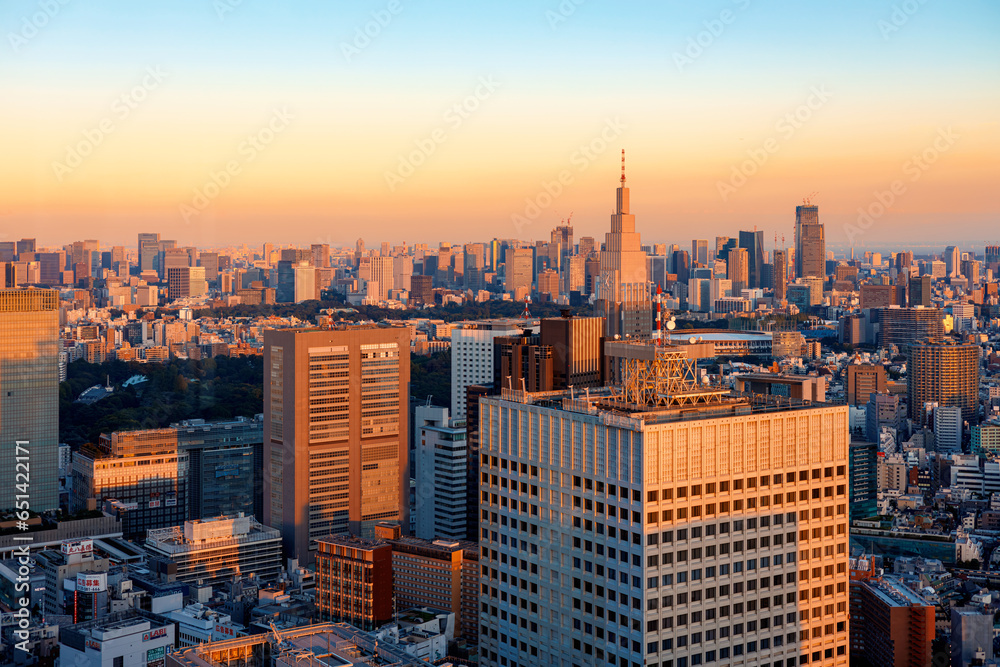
[0,288,60,511]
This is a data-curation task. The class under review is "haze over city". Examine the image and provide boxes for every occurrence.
[2,0,998,249]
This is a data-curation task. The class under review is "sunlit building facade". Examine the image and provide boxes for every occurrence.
[479,348,850,667]
[0,288,60,511]
[264,325,409,564]
[144,515,282,588]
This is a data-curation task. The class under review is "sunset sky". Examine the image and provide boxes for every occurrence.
[2,0,998,251]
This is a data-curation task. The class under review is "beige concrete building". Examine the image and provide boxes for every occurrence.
[480,347,851,667]
[596,151,651,339]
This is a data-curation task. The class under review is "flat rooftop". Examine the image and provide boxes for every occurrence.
[493,384,834,429]
[168,622,428,667]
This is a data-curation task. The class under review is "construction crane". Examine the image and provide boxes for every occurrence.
[802,192,819,206]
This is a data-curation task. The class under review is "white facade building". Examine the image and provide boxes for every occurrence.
[59,612,174,667]
[450,322,524,419]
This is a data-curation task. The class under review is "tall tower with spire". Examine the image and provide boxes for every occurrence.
[595,151,652,339]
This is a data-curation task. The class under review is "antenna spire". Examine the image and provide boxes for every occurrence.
[620,149,626,185]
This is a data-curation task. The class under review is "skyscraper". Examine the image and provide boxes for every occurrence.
[478,346,851,667]
[772,249,787,301]
[264,325,410,564]
[907,338,980,422]
[596,151,651,339]
[692,239,709,266]
[0,289,60,511]
[413,405,468,540]
[908,274,932,307]
[878,307,944,352]
[795,205,825,279]
[727,247,749,296]
[138,232,160,273]
[944,245,960,277]
[451,321,525,419]
[738,230,764,289]
[505,247,534,298]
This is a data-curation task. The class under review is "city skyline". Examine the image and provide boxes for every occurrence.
[2,1,998,248]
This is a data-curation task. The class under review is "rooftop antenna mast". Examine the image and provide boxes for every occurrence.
[621,149,626,185]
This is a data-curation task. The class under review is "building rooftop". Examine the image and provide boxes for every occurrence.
[169,622,430,667]
[145,516,279,555]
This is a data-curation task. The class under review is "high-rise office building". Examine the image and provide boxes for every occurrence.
[908,274,932,307]
[907,338,980,422]
[944,245,961,277]
[167,266,206,300]
[985,246,1000,273]
[413,405,468,541]
[738,230,765,289]
[1,289,60,511]
[772,249,787,301]
[878,307,944,352]
[540,314,605,389]
[479,347,851,667]
[72,429,187,540]
[846,364,887,407]
[177,416,264,522]
[359,255,394,301]
[596,152,651,340]
[692,240,709,266]
[672,250,691,285]
[311,243,330,269]
[849,442,877,521]
[933,406,963,454]
[264,325,409,564]
[197,252,219,284]
[16,238,36,257]
[849,559,935,667]
[451,321,525,419]
[506,247,534,298]
[727,247,749,296]
[138,232,160,273]
[860,284,902,309]
[795,205,825,279]
[410,274,433,305]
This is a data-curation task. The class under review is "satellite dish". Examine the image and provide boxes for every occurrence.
[666,321,676,331]
[689,337,697,344]
[614,334,621,340]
